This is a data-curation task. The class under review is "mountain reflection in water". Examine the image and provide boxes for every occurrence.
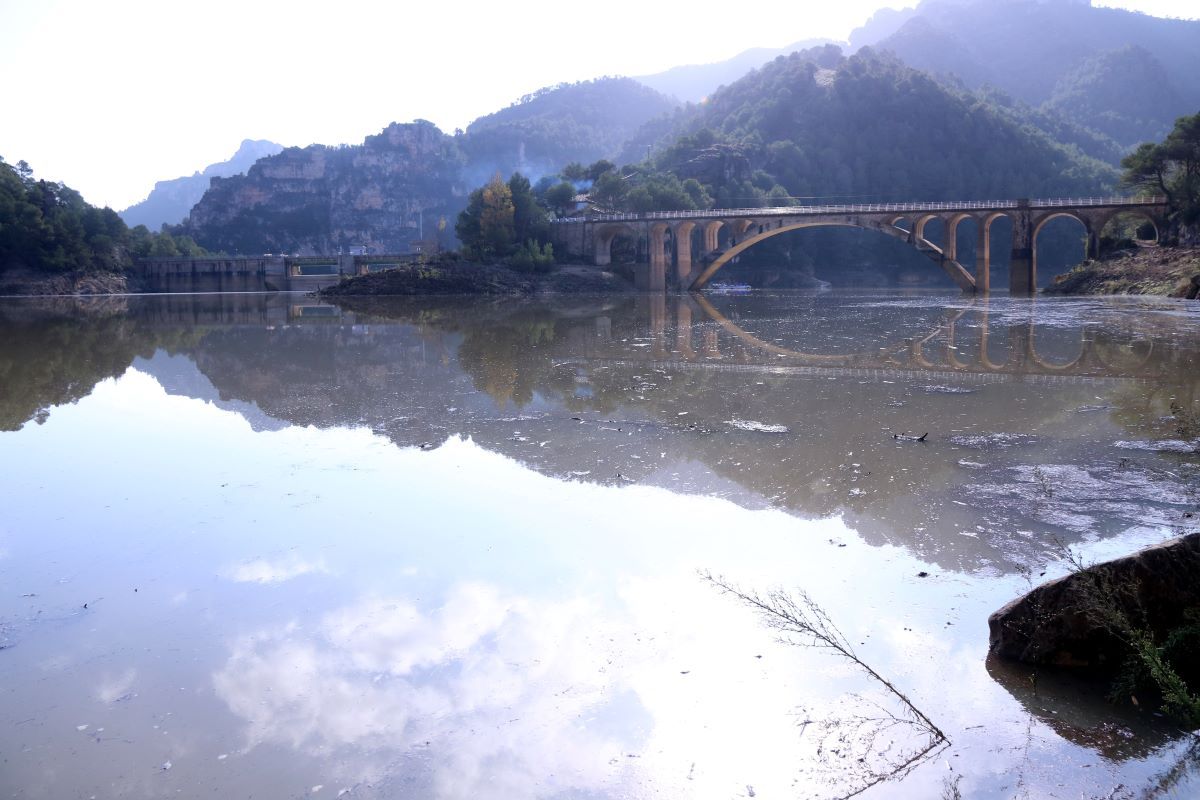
[0,291,1197,799]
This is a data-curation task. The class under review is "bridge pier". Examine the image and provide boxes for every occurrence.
[674,221,695,286]
[1009,205,1036,295]
[974,233,991,294]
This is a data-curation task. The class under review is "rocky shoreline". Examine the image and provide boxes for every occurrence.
[0,269,138,297]
[1046,246,1200,298]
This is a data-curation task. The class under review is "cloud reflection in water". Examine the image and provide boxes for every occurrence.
[214,583,646,798]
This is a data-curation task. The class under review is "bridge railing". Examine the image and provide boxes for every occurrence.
[550,196,1167,224]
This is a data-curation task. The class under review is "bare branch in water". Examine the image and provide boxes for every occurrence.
[701,570,949,799]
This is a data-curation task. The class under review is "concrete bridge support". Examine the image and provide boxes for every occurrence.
[674,222,696,286]
[1009,205,1036,296]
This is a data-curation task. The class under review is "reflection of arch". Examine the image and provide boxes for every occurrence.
[1090,334,1156,372]
[687,296,1133,379]
[595,224,637,267]
[691,220,973,291]
[1027,321,1088,371]
[692,294,875,365]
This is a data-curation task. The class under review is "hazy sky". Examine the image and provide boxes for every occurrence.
[0,0,1196,210]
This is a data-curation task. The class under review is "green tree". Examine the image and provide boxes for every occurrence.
[1122,112,1200,228]
[1,157,204,274]
[455,173,516,261]
[589,171,627,213]
[585,159,616,182]
[561,162,587,183]
[544,181,578,217]
[508,173,549,244]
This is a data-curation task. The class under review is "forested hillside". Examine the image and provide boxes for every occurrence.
[868,0,1200,149]
[0,157,204,276]
[462,79,676,186]
[659,46,1115,203]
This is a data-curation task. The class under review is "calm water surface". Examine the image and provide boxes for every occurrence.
[1,290,1198,798]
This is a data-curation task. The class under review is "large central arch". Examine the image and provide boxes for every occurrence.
[688,219,975,292]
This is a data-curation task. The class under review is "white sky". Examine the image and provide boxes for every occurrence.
[0,0,1195,211]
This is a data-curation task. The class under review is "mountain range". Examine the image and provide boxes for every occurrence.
[120,0,1196,277]
[120,139,282,231]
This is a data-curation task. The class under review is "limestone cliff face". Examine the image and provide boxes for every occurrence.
[184,78,677,256]
[186,121,466,255]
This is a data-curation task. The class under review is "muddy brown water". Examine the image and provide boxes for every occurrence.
[1,290,1199,798]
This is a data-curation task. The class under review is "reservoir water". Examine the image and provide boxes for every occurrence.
[1,290,1198,798]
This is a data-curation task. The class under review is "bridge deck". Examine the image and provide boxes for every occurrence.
[552,195,1166,224]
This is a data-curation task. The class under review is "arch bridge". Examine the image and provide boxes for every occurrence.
[550,196,1167,295]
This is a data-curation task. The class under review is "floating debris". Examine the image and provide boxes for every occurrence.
[922,385,975,395]
[726,419,789,434]
[949,433,1038,449]
[1115,439,1198,454]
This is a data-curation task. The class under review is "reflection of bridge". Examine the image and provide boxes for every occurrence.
[551,197,1167,295]
[597,294,1178,384]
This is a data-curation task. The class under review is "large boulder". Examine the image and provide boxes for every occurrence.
[988,533,1200,669]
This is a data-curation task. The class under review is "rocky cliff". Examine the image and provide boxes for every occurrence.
[185,122,466,255]
[184,79,678,256]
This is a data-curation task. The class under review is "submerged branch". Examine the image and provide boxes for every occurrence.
[701,570,949,799]
[702,570,948,743]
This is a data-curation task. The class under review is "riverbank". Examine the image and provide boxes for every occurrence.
[0,269,138,297]
[318,261,634,297]
[1046,246,1200,297]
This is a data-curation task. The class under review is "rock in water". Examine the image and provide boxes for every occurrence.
[988,533,1200,669]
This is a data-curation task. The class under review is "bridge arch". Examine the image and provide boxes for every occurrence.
[595,223,638,267]
[703,221,724,251]
[690,219,973,292]
[975,212,1012,294]
[1032,211,1090,288]
[945,213,974,264]
[914,214,941,242]
[692,221,858,289]
[1097,210,1162,251]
